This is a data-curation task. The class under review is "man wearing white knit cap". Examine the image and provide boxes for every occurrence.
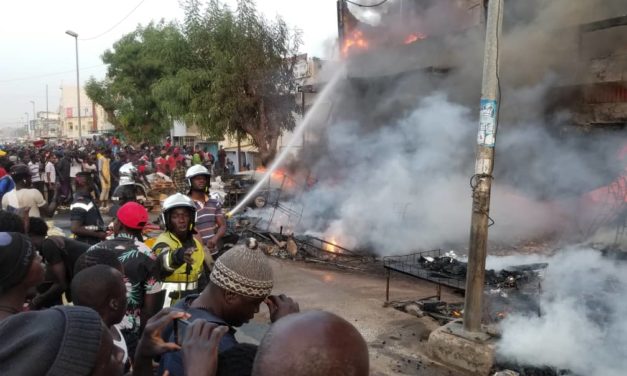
[160,238,300,376]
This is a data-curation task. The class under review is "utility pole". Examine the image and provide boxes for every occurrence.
[463,0,504,333]
[66,30,82,143]
[24,112,29,137]
[30,101,36,138]
[46,84,49,137]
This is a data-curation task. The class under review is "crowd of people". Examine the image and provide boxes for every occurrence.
[0,137,370,376]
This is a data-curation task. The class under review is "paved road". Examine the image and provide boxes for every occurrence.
[241,259,464,376]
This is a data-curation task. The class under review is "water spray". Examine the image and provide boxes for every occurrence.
[226,66,345,218]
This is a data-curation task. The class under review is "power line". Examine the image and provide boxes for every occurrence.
[0,64,106,84]
[80,0,147,41]
[345,0,390,7]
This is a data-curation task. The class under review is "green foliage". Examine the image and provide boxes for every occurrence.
[86,21,189,142]
[88,0,301,164]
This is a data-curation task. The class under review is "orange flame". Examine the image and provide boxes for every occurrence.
[326,237,340,253]
[254,167,295,188]
[342,30,369,57]
[404,32,427,44]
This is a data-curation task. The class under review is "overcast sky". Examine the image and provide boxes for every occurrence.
[0,0,339,129]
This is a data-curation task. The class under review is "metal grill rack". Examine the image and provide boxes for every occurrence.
[384,249,466,302]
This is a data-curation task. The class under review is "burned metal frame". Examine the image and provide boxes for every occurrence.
[383,249,466,303]
[295,235,375,269]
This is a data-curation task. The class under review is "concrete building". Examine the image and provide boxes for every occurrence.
[218,54,327,172]
[59,85,114,140]
[169,119,221,160]
[36,111,60,139]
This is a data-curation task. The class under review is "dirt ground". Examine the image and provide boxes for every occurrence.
[240,258,467,376]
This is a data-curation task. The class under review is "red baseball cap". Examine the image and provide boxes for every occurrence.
[117,202,148,230]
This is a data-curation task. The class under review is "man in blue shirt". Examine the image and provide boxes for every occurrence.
[159,238,300,376]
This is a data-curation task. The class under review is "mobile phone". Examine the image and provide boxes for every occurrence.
[173,318,191,345]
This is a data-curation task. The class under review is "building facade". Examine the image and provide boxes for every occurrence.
[59,85,114,139]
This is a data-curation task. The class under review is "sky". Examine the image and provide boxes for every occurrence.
[0,0,340,130]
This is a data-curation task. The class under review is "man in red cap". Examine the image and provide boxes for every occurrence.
[88,201,162,357]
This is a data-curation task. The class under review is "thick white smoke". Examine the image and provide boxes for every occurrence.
[267,0,626,253]
[497,249,627,376]
[294,93,573,253]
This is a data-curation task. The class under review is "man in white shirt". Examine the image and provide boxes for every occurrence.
[44,154,57,205]
[25,154,44,196]
[2,164,57,217]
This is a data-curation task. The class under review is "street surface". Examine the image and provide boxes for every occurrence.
[49,208,464,375]
[243,258,466,376]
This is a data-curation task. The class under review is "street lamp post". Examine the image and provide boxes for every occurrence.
[24,112,29,137]
[30,100,36,137]
[65,30,82,143]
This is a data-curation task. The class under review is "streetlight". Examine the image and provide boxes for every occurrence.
[24,112,29,137]
[65,30,82,142]
[29,100,36,137]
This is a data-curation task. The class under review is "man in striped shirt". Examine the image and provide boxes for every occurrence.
[185,165,226,257]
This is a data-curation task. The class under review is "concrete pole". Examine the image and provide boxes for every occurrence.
[25,112,29,137]
[74,36,82,143]
[66,30,82,143]
[46,84,49,137]
[463,0,504,333]
[301,90,306,148]
[30,101,36,137]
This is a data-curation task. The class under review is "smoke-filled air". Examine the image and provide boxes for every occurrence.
[496,249,627,376]
[258,0,626,255]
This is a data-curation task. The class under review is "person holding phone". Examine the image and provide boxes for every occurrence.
[159,238,300,376]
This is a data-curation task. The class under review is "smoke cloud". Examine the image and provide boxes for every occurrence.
[260,0,627,253]
[497,248,627,376]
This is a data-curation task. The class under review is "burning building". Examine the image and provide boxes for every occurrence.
[232,2,627,375]
[279,0,627,251]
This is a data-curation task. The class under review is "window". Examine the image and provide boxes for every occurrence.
[68,122,73,131]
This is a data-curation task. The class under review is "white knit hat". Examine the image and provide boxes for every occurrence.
[210,238,273,298]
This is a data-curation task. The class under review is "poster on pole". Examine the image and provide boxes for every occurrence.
[477,99,497,148]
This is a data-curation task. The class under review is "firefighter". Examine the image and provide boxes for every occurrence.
[152,193,208,306]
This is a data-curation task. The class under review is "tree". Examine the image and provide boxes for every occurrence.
[154,0,302,165]
[86,21,189,142]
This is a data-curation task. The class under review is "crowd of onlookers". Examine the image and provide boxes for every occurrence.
[0,136,231,207]
[0,136,370,376]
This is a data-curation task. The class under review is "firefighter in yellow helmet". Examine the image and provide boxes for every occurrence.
[153,193,211,306]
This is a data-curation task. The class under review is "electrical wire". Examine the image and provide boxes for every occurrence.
[345,0,390,8]
[80,0,147,41]
[0,64,106,84]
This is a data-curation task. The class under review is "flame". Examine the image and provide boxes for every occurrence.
[404,32,427,44]
[342,30,369,57]
[452,310,462,318]
[254,167,295,188]
[326,237,340,253]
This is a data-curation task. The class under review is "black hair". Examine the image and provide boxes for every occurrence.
[71,264,124,309]
[0,210,25,234]
[217,343,258,376]
[27,217,48,237]
[73,248,123,276]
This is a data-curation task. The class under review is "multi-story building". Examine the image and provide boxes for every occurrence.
[35,111,60,139]
[59,85,114,139]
